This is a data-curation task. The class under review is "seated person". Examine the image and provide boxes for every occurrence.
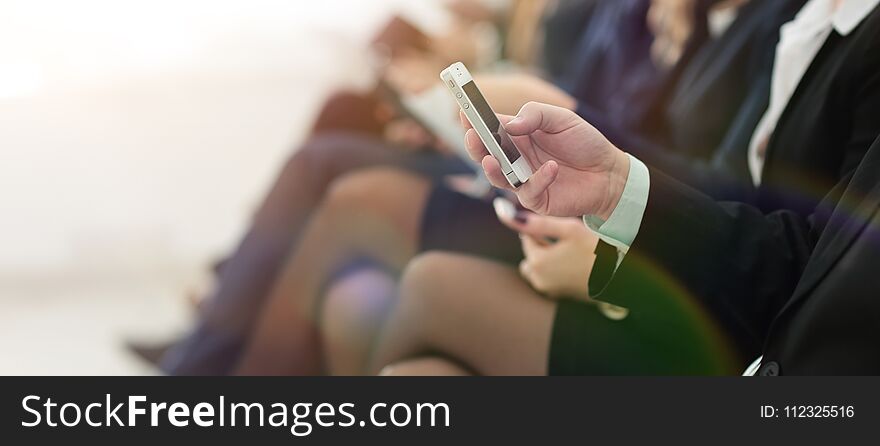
[235,0,847,375]
[159,0,578,375]
[370,0,880,376]
[228,0,700,375]
[364,0,880,375]
[372,94,880,375]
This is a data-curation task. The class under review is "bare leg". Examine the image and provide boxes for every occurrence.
[234,168,431,375]
[379,357,473,376]
[370,252,556,376]
[321,267,396,376]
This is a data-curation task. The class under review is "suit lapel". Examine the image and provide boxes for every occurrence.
[779,150,880,315]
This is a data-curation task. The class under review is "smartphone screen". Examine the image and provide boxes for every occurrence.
[461,81,523,164]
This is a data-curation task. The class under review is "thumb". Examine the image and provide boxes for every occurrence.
[505,101,576,137]
[517,160,559,212]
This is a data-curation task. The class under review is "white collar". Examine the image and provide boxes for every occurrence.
[832,0,879,36]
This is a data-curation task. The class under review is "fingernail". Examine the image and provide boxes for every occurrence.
[514,212,528,224]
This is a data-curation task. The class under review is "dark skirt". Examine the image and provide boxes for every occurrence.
[418,183,742,376]
[418,185,523,266]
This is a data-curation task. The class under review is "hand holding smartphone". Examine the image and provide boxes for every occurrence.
[441,62,533,188]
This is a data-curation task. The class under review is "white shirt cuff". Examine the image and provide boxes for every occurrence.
[583,154,650,263]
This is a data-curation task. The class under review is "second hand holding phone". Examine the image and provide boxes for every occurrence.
[441,62,533,188]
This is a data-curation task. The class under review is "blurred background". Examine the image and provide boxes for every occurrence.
[0,0,453,374]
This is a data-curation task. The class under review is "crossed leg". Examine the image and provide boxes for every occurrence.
[162,133,459,375]
[370,252,556,376]
[233,167,432,375]
[368,250,744,376]
[320,266,397,376]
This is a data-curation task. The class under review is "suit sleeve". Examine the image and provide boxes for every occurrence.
[590,167,827,352]
[577,92,764,206]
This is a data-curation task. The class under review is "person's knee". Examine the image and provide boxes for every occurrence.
[370,252,463,372]
[396,252,466,320]
[321,268,396,375]
[321,167,428,218]
[321,268,395,345]
[378,357,472,376]
[284,134,362,187]
[310,91,384,136]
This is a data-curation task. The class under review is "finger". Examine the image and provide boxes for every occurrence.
[481,155,514,191]
[464,128,489,162]
[462,112,514,141]
[505,101,574,137]
[517,160,559,211]
[496,207,532,232]
[514,214,573,240]
[518,259,534,282]
[459,110,472,130]
[520,234,546,258]
[497,113,515,125]
[498,208,564,243]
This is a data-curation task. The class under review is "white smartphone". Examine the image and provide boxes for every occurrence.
[441,62,533,188]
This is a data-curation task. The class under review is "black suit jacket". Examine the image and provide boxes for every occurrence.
[594,132,880,375]
[646,0,805,161]
[615,3,880,213]
[590,5,880,363]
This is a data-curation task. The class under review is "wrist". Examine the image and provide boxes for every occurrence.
[596,149,630,221]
